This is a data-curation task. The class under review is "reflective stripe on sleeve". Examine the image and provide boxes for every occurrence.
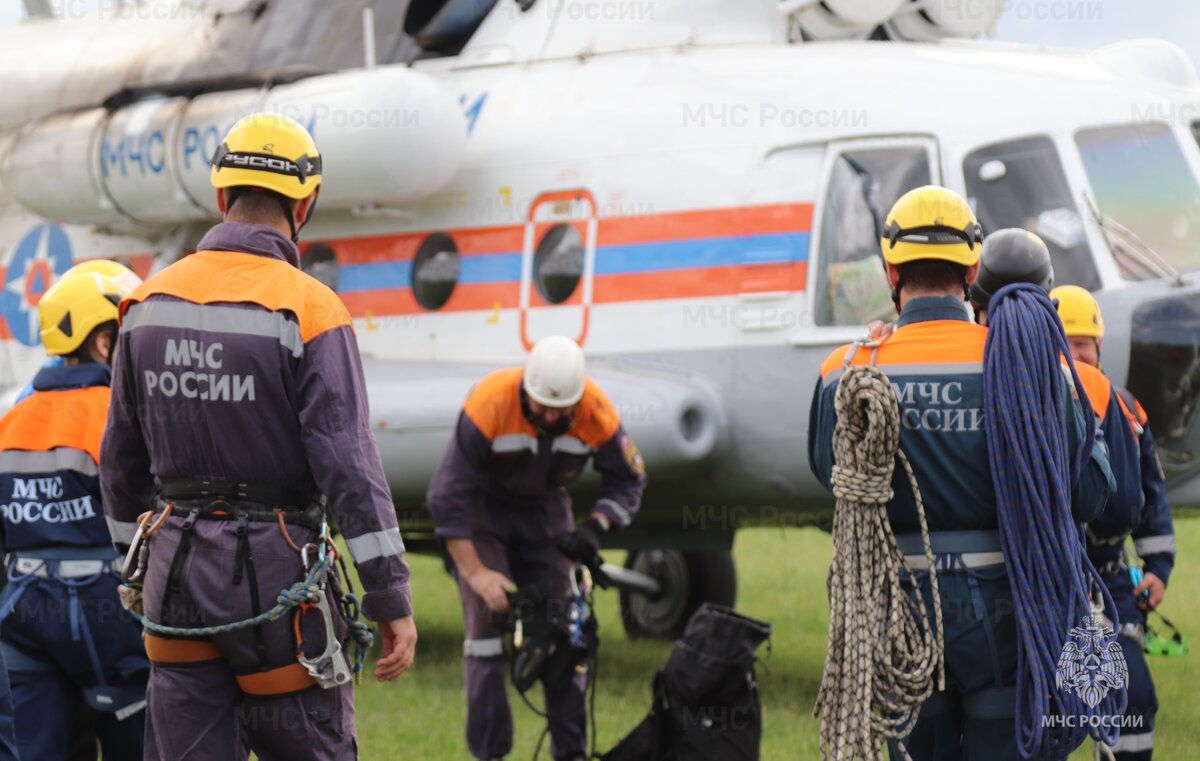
[1134,535,1176,556]
[346,528,405,563]
[595,498,631,528]
[463,638,504,658]
[1111,731,1154,753]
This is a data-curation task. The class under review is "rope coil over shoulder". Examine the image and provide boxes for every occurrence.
[816,359,945,761]
[984,284,1126,759]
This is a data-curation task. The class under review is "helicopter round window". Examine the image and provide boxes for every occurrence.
[534,224,584,304]
[412,233,460,311]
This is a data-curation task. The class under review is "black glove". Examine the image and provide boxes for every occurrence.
[558,516,606,563]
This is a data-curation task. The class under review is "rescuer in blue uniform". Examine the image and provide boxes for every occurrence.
[809,194,1114,761]
[1055,285,1175,760]
[0,267,149,761]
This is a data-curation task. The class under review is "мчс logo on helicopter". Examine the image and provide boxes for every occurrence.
[2,223,73,347]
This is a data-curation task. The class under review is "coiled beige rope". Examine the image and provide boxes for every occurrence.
[815,364,945,761]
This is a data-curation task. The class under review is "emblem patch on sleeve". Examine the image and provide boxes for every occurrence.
[621,434,645,475]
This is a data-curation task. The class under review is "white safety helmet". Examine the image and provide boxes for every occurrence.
[523,336,586,408]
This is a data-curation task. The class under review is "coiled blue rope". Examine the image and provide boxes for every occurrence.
[984,284,1126,759]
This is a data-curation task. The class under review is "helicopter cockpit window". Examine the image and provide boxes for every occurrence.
[815,147,930,326]
[964,136,1100,291]
[1076,123,1200,279]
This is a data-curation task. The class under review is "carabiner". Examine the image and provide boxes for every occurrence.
[301,543,318,571]
[295,590,352,689]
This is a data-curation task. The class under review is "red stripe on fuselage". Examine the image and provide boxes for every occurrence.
[125,254,155,281]
[340,261,810,318]
[321,226,527,265]
[310,203,814,319]
[593,261,808,304]
[598,203,813,246]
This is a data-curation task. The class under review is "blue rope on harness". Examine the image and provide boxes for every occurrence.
[984,284,1126,759]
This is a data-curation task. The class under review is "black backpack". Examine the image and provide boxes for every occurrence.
[603,604,772,761]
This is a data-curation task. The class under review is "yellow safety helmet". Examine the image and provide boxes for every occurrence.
[1050,285,1105,339]
[210,114,322,200]
[62,259,143,293]
[880,185,983,267]
[38,272,129,356]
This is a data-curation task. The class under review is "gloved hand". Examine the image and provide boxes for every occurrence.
[558,516,607,563]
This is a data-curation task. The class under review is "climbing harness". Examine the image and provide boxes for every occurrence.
[816,340,944,761]
[0,546,147,719]
[984,284,1126,759]
[119,486,374,691]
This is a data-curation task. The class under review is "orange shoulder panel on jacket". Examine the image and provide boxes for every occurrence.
[820,321,986,378]
[1134,398,1148,426]
[1073,363,1113,422]
[1112,390,1148,429]
[572,379,621,448]
[820,343,862,378]
[121,250,352,343]
[463,368,529,441]
[1113,392,1136,428]
[874,321,987,366]
[0,386,110,463]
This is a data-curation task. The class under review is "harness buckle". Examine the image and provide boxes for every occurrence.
[181,508,200,532]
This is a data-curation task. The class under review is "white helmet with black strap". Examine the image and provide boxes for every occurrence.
[523,336,585,408]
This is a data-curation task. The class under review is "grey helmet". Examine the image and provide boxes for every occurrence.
[969,228,1055,307]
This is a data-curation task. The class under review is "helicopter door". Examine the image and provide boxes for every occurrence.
[520,190,597,350]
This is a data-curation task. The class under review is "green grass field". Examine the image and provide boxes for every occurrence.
[345,515,1200,760]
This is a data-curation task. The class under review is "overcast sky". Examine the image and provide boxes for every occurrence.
[0,1,1197,65]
